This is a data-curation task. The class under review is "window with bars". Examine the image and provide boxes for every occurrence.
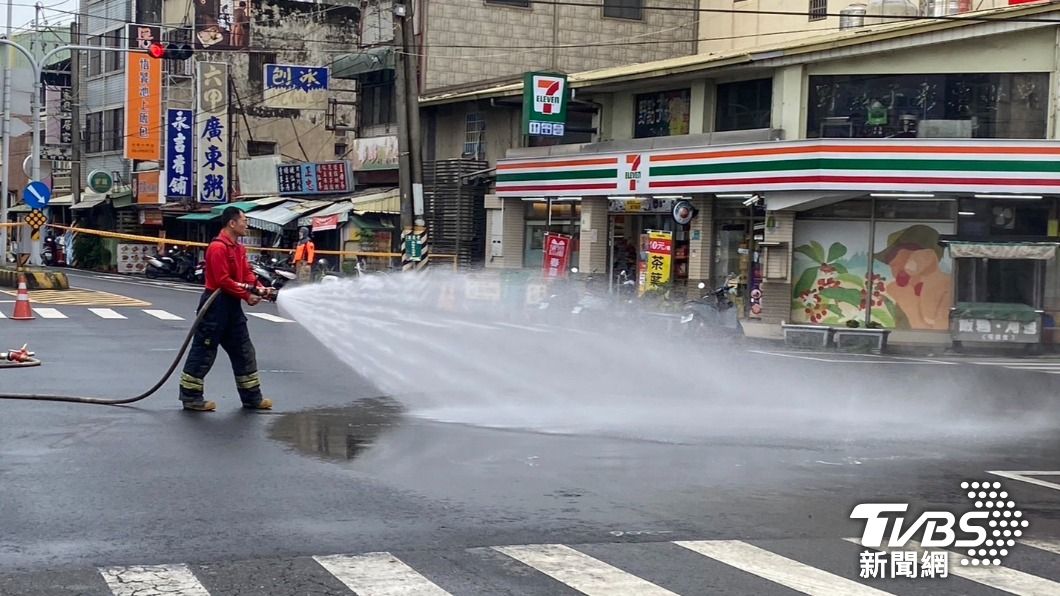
[464,112,486,160]
[485,0,530,7]
[809,0,827,21]
[87,36,101,77]
[604,0,643,20]
[105,109,123,152]
[249,52,277,92]
[104,28,124,72]
[247,141,277,156]
[358,69,396,128]
[85,112,103,153]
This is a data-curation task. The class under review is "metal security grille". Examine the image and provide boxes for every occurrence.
[809,0,828,21]
[424,159,489,269]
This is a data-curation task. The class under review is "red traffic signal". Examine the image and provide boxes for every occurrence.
[147,42,193,61]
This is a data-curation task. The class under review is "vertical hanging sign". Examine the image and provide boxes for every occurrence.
[196,62,229,204]
[165,109,194,201]
[125,24,163,161]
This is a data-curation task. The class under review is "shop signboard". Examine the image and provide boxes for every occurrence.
[312,214,339,232]
[124,24,163,161]
[196,62,230,204]
[263,64,329,110]
[522,72,568,137]
[608,197,674,214]
[542,232,572,279]
[639,230,673,295]
[195,0,251,50]
[276,161,352,195]
[166,109,194,200]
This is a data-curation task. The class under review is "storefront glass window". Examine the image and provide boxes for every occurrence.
[715,78,772,132]
[634,88,691,139]
[956,258,1043,308]
[523,201,581,268]
[808,73,1048,139]
[875,199,956,220]
[957,198,1051,239]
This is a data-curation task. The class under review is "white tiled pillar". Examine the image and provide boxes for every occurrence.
[578,196,609,276]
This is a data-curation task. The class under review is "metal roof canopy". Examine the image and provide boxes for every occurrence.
[177,212,220,222]
[70,196,107,210]
[247,200,332,234]
[349,187,400,214]
[297,200,357,228]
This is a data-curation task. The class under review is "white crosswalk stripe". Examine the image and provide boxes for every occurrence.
[247,312,294,323]
[494,543,678,595]
[678,540,895,595]
[313,552,451,596]
[70,537,1060,595]
[89,308,127,320]
[142,309,185,321]
[33,307,67,319]
[100,564,210,596]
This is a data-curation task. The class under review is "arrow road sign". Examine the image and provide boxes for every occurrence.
[22,180,52,210]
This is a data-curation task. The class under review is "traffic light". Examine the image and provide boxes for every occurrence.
[147,42,193,61]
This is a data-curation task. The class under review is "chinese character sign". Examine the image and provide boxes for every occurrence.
[166,109,194,200]
[275,161,351,195]
[263,64,330,110]
[639,230,672,295]
[196,62,229,204]
[124,24,163,161]
[542,232,572,279]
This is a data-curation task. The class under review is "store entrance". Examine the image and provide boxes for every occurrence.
[713,200,766,319]
[609,213,689,294]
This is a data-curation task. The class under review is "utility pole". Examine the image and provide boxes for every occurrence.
[394,0,425,270]
[69,20,80,206]
[1,0,13,263]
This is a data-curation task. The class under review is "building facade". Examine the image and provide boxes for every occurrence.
[422,1,1060,347]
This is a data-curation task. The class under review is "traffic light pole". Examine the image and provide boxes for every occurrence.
[0,41,144,265]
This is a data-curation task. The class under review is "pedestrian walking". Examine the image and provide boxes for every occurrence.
[179,207,275,412]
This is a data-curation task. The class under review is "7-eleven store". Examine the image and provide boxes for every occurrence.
[493,138,1060,346]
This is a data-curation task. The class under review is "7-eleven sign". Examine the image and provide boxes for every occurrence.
[523,72,568,137]
[622,153,647,193]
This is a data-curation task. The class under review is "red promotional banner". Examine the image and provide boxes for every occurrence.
[312,214,339,232]
[542,232,572,279]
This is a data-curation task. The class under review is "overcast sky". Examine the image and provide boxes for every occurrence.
[0,0,79,36]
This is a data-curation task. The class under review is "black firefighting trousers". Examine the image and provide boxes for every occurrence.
[179,290,263,405]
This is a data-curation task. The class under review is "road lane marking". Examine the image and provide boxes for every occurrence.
[1022,539,1060,556]
[493,544,678,596]
[988,471,1060,493]
[846,538,1060,595]
[497,322,549,333]
[247,312,294,323]
[747,350,947,365]
[33,307,66,319]
[143,309,184,321]
[99,564,210,596]
[678,540,894,595]
[313,552,451,596]
[89,308,127,319]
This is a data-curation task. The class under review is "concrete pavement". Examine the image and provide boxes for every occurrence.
[1,270,1059,594]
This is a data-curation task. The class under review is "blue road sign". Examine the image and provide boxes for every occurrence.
[23,180,52,210]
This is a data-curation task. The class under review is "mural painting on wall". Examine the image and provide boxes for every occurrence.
[790,221,954,330]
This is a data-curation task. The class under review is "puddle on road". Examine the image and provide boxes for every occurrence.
[267,396,404,462]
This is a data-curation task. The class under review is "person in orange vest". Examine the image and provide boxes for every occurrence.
[293,226,315,281]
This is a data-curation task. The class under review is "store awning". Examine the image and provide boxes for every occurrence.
[49,194,74,207]
[297,200,357,228]
[70,196,107,210]
[8,203,31,213]
[246,200,332,234]
[177,212,220,222]
[215,196,288,214]
[947,241,1059,260]
[350,188,400,214]
[348,213,396,231]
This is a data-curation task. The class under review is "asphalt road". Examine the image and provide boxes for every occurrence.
[1,269,1059,595]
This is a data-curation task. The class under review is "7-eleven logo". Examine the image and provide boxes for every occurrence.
[624,154,645,192]
[533,75,565,115]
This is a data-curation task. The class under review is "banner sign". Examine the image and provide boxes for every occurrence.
[196,62,230,204]
[194,0,251,50]
[351,135,398,171]
[124,24,163,161]
[135,170,161,205]
[276,161,351,195]
[312,214,339,232]
[166,109,194,200]
[641,230,673,294]
[522,72,568,137]
[542,232,573,279]
[263,64,329,110]
[60,87,73,145]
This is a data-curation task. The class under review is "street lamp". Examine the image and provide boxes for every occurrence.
[0,42,146,265]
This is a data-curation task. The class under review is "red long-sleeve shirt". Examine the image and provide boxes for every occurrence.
[205,232,259,302]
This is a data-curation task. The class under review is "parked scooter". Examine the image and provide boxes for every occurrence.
[680,277,744,340]
[251,257,297,292]
[41,233,66,267]
[145,247,197,281]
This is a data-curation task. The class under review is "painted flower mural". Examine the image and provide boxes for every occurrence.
[790,222,953,330]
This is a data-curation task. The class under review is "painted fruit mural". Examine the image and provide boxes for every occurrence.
[791,221,954,330]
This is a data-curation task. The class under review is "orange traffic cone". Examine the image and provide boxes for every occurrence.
[11,274,34,320]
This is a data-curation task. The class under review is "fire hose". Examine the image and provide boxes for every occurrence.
[0,288,224,406]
